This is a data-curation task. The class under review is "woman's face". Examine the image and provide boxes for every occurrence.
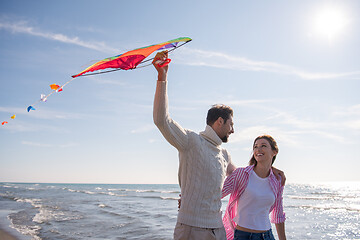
[253,138,277,165]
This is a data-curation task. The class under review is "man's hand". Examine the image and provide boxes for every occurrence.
[152,50,169,81]
[272,167,286,186]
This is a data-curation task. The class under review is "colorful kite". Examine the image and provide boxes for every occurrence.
[49,84,63,92]
[2,37,192,126]
[27,106,36,112]
[72,37,191,78]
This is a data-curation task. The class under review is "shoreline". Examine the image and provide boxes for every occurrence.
[0,211,23,240]
[0,228,18,240]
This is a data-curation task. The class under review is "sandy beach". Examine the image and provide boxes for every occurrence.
[0,228,18,240]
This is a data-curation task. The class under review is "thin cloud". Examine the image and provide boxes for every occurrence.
[131,124,156,134]
[0,106,28,115]
[230,125,301,147]
[332,104,360,131]
[226,99,273,106]
[0,106,87,120]
[230,123,347,147]
[1,20,358,80]
[223,100,351,144]
[267,111,322,129]
[0,21,118,53]
[21,141,77,148]
[333,104,360,116]
[91,78,127,86]
[346,120,360,130]
[175,48,360,80]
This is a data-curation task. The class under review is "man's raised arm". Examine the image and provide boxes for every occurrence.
[153,51,188,151]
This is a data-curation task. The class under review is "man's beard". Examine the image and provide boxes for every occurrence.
[221,135,228,143]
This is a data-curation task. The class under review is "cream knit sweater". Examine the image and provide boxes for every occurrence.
[153,81,231,228]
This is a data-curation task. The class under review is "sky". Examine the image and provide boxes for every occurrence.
[0,0,359,184]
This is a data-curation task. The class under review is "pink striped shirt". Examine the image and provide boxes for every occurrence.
[222,165,286,240]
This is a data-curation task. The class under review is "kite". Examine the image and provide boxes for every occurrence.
[72,37,191,78]
[27,106,36,112]
[2,37,192,126]
[49,84,63,92]
[1,115,15,126]
[40,94,48,102]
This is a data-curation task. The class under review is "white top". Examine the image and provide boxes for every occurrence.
[153,80,231,228]
[233,170,275,231]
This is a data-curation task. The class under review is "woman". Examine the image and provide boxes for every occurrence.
[222,135,286,240]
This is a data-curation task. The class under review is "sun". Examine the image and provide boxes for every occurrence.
[313,7,350,42]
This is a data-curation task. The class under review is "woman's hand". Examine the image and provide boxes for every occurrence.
[178,194,181,210]
[272,167,286,186]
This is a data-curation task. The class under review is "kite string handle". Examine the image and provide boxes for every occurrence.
[157,58,171,68]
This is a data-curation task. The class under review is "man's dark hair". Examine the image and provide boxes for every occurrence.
[206,104,233,126]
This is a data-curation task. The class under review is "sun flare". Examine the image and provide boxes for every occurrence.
[313,7,349,41]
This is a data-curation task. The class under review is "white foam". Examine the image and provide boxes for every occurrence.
[83,191,96,195]
[33,208,82,224]
[160,196,178,200]
[15,198,42,208]
[9,216,42,240]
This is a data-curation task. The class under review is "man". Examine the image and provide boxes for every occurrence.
[152,51,284,240]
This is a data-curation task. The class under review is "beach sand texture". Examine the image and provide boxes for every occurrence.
[0,229,18,240]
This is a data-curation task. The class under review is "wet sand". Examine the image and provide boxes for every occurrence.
[0,228,18,240]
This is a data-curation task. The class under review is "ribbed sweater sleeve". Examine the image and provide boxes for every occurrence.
[153,80,188,151]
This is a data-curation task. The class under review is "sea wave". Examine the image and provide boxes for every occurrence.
[15,198,42,208]
[99,209,137,221]
[8,210,42,240]
[141,195,178,201]
[33,208,83,224]
[287,195,335,200]
[2,182,360,240]
[14,197,83,224]
[61,187,178,198]
[10,221,41,240]
[107,188,180,194]
[287,204,360,212]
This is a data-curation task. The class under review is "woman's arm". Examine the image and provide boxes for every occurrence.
[222,168,239,198]
[270,184,286,236]
[275,222,286,240]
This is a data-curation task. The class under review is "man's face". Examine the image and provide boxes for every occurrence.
[220,116,234,143]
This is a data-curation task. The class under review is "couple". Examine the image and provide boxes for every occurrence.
[152,51,286,240]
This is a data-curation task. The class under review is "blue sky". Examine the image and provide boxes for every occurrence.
[0,0,359,184]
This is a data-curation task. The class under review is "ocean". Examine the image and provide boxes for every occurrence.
[0,182,359,240]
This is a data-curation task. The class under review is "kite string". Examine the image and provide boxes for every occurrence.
[29,90,55,108]
[28,77,76,108]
